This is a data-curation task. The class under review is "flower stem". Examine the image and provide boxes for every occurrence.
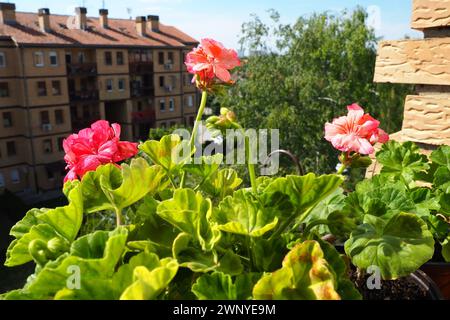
[337,164,347,175]
[180,91,208,188]
[115,207,123,227]
[245,135,258,194]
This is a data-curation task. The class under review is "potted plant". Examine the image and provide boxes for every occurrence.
[0,39,446,300]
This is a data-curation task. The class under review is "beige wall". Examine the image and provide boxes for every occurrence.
[98,75,130,100]
[0,136,29,166]
[0,47,19,77]
[28,106,72,136]
[35,165,64,191]
[153,49,181,73]
[0,107,26,137]
[0,78,22,106]
[32,134,66,165]
[0,165,31,193]
[154,73,181,96]
[96,49,129,74]
[26,77,69,107]
[22,48,66,77]
[154,95,182,120]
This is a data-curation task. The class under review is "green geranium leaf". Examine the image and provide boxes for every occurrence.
[183,154,223,180]
[442,237,450,262]
[192,272,261,300]
[376,141,430,186]
[345,212,435,280]
[410,188,440,218]
[157,189,221,251]
[214,189,279,237]
[261,174,344,225]
[139,134,191,173]
[253,237,289,272]
[201,169,243,200]
[6,228,128,300]
[120,257,178,300]
[431,145,450,169]
[253,240,346,300]
[172,233,242,275]
[434,167,450,193]
[81,158,164,214]
[5,186,84,267]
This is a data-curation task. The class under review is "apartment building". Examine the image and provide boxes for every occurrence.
[0,3,199,200]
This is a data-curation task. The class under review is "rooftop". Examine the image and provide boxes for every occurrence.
[0,10,198,48]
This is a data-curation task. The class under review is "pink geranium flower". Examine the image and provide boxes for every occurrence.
[63,120,138,182]
[185,38,241,89]
[325,104,389,155]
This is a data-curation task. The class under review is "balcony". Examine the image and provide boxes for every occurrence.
[132,110,155,124]
[67,63,98,77]
[129,62,154,75]
[69,90,99,102]
[131,86,154,98]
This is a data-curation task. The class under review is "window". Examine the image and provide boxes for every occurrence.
[187,95,193,107]
[40,111,50,125]
[189,116,195,126]
[57,137,65,152]
[0,173,4,188]
[116,52,124,65]
[0,82,9,97]
[160,122,166,128]
[49,51,58,66]
[10,169,20,184]
[168,52,174,64]
[43,139,53,154]
[78,52,85,64]
[158,52,164,65]
[106,79,113,92]
[6,141,16,156]
[0,52,5,68]
[65,53,72,64]
[159,99,165,112]
[105,51,113,65]
[37,81,47,96]
[170,121,176,127]
[55,109,64,125]
[159,76,165,87]
[169,98,175,112]
[3,112,12,127]
[51,81,61,96]
[118,79,126,91]
[34,52,44,67]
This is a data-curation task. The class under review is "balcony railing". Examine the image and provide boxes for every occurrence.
[69,90,99,102]
[129,61,154,74]
[131,86,154,98]
[67,63,98,77]
[132,110,155,124]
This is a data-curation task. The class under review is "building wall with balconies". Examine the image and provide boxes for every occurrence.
[153,49,181,73]
[22,48,67,78]
[25,77,69,107]
[98,75,131,100]
[96,49,129,75]
[154,73,181,96]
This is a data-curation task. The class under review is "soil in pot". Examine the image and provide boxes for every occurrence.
[350,270,441,300]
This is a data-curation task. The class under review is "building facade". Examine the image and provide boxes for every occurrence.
[0,3,199,200]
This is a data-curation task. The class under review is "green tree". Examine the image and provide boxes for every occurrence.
[216,8,412,173]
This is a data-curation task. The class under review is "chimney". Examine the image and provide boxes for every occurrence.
[135,16,147,37]
[0,2,16,25]
[99,9,108,28]
[148,15,159,32]
[38,8,51,33]
[75,7,87,30]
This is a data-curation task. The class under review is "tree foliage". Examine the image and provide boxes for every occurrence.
[216,8,412,173]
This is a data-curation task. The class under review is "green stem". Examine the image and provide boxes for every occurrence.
[115,207,123,227]
[180,91,208,188]
[237,126,257,194]
[303,219,330,236]
[337,164,347,175]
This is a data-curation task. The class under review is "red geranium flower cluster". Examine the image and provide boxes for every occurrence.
[185,38,241,90]
[63,120,138,182]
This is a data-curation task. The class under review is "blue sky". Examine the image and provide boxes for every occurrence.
[11,0,422,48]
